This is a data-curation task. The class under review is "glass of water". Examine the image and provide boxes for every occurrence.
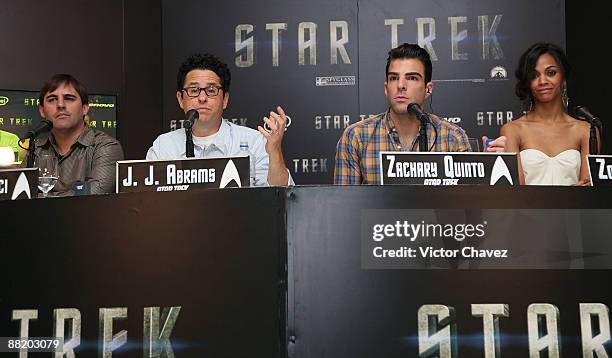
[36,153,58,198]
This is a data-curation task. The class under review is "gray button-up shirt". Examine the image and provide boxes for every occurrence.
[29,125,124,196]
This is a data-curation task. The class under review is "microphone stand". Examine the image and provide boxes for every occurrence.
[589,123,598,155]
[26,138,36,168]
[591,117,602,155]
[407,103,430,152]
[184,121,195,158]
[418,118,428,152]
[575,106,603,154]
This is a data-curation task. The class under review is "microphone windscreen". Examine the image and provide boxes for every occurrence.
[186,109,199,122]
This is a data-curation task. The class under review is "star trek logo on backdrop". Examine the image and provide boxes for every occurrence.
[477,111,514,126]
[292,158,329,174]
[0,96,9,106]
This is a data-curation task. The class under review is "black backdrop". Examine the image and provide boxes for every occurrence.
[0,0,607,183]
[161,0,565,184]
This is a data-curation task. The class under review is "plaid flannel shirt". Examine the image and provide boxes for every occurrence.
[334,110,471,184]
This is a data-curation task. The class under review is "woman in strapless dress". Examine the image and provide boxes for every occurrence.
[500,43,598,186]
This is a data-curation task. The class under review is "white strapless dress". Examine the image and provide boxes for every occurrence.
[520,149,581,185]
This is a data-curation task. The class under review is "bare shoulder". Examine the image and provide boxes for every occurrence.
[564,114,590,136]
[500,115,527,136]
[569,115,590,130]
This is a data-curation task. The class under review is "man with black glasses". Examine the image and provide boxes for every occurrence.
[147,53,293,186]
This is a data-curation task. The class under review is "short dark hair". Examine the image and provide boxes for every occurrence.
[515,42,571,106]
[176,53,231,93]
[39,74,89,105]
[385,43,433,83]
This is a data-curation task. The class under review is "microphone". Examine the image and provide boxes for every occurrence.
[574,105,602,155]
[22,119,53,167]
[184,109,199,130]
[407,103,429,152]
[21,119,53,141]
[407,103,430,123]
[184,109,198,158]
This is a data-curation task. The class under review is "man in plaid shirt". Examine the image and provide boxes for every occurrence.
[334,43,503,185]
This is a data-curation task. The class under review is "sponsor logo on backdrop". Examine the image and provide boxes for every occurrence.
[0,96,9,106]
[477,111,514,126]
[315,76,356,86]
[264,115,292,132]
[292,158,329,173]
[442,117,462,124]
[489,65,508,81]
[89,103,116,108]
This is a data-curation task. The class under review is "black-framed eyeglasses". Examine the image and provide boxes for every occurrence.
[182,86,222,98]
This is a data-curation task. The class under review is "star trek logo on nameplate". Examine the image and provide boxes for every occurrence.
[0,168,37,200]
[220,160,242,188]
[587,155,612,187]
[379,152,518,186]
[116,156,250,193]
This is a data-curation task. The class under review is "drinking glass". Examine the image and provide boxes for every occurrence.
[36,153,58,198]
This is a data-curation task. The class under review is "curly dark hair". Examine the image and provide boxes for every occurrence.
[515,43,571,109]
[385,43,433,83]
[176,53,231,93]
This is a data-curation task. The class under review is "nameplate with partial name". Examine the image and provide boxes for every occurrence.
[116,157,250,193]
[587,155,612,186]
[379,152,518,185]
[0,167,38,200]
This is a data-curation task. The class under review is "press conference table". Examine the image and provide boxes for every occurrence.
[1,186,611,357]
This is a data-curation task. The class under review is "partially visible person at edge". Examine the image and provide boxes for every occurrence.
[334,43,505,185]
[0,129,26,163]
[24,74,124,195]
[146,53,293,186]
[500,42,598,185]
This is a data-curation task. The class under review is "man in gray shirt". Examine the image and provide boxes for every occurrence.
[25,74,123,196]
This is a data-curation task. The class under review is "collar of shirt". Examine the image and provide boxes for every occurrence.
[181,119,231,157]
[382,109,444,151]
[35,124,95,153]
